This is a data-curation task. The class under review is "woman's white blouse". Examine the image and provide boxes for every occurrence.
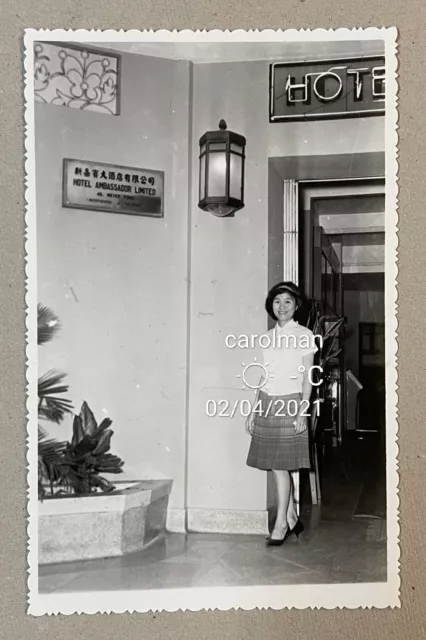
[260,320,318,396]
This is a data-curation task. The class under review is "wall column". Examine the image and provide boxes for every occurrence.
[282,178,301,514]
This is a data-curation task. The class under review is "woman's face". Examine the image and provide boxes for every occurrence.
[273,292,297,322]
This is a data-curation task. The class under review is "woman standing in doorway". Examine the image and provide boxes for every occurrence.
[246,282,318,546]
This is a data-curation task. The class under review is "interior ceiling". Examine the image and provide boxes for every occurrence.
[317,193,385,273]
[87,39,384,64]
[314,194,385,216]
[341,232,385,246]
[301,186,385,275]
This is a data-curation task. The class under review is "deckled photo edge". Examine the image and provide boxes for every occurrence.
[24,28,40,614]
[24,26,400,616]
[383,28,401,606]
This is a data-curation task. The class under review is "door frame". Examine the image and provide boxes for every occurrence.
[267,158,385,516]
[299,176,385,445]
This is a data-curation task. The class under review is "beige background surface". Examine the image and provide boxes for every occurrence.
[0,1,425,638]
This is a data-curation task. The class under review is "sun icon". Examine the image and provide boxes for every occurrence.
[237,357,274,394]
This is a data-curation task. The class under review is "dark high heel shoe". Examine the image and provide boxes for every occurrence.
[266,535,286,547]
[266,526,289,546]
[266,519,304,541]
[289,519,304,539]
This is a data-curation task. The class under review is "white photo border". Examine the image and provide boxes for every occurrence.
[24,26,399,616]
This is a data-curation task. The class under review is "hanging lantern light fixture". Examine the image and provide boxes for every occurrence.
[198,119,246,217]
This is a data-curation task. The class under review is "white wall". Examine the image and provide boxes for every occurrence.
[188,60,385,512]
[188,62,269,511]
[36,52,191,511]
[36,51,386,519]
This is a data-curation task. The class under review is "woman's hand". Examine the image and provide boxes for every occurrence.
[245,412,255,435]
[294,412,308,434]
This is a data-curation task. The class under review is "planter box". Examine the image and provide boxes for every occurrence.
[39,479,172,565]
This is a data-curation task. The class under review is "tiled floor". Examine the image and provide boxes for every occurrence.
[39,511,387,593]
[39,436,388,593]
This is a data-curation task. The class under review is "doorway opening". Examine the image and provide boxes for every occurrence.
[305,181,386,521]
[267,163,386,525]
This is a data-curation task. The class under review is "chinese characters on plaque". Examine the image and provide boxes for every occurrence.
[63,159,164,217]
[269,55,385,122]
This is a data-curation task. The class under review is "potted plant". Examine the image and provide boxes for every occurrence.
[37,304,173,564]
[306,300,345,437]
[37,304,125,498]
[299,301,345,503]
[37,304,73,499]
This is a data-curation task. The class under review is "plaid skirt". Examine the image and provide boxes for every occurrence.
[246,390,311,471]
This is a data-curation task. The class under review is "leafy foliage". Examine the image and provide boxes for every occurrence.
[58,401,124,495]
[306,301,345,434]
[38,433,67,499]
[37,303,73,424]
[37,304,124,499]
[307,301,345,374]
[37,304,73,498]
[37,304,62,345]
[38,370,74,423]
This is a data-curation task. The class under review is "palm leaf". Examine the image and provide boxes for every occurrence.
[323,317,345,341]
[39,399,74,424]
[38,431,68,495]
[38,370,73,423]
[38,434,67,458]
[320,339,336,361]
[37,304,61,345]
[60,470,88,495]
[38,444,67,478]
[80,401,98,437]
[68,434,98,458]
[71,414,85,447]
[92,429,113,456]
[38,370,68,395]
[299,302,345,443]
[38,424,48,439]
[40,400,125,497]
[96,417,113,433]
[95,452,124,474]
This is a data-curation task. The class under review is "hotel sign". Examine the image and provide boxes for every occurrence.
[63,159,164,217]
[269,55,385,122]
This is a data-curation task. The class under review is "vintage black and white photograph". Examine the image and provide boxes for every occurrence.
[25,28,399,614]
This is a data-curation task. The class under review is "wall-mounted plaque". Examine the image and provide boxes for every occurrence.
[62,159,164,217]
[269,55,385,122]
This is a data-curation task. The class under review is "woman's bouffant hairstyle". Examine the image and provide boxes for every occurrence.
[265,281,302,321]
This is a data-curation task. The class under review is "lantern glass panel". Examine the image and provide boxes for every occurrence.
[207,152,227,197]
[230,142,243,154]
[230,153,243,199]
[199,154,206,200]
[209,142,226,151]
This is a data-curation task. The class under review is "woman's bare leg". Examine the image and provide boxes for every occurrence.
[271,470,291,538]
[287,478,298,530]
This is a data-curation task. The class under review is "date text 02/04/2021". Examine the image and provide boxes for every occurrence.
[205,398,322,419]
